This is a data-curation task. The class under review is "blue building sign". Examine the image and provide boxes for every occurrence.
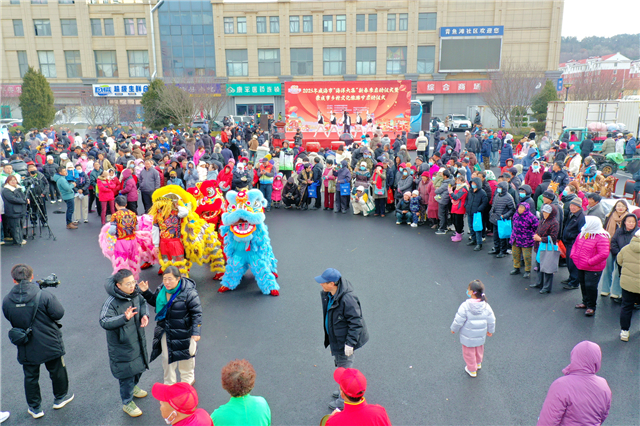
[556,77,564,92]
[440,26,504,37]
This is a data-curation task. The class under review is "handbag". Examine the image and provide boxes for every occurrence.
[339,182,351,196]
[473,212,483,232]
[387,188,395,204]
[8,291,42,346]
[537,236,560,274]
[557,240,567,259]
[307,183,318,199]
[327,179,336,194]
[497,219,512,239]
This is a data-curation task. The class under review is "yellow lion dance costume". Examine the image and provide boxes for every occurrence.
[148,185,225,277]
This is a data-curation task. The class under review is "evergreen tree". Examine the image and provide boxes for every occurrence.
[531,80,558,133]
[141,79,171,129]
[19,67,56,130]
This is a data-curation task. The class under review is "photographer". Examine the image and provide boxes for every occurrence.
[2,265,74,418]
[24,163,49,228]
[2,175,27,245]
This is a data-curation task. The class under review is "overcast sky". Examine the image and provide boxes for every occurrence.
[562,0,640,39]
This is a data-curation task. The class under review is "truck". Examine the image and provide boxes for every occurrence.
[545,100,640,153]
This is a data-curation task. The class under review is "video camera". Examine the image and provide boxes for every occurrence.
[36,274,60,289]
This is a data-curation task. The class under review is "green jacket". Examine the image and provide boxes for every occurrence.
[211,394,271,426]
[53,173,75,201]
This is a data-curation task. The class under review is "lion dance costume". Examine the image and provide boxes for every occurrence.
[218,189,279,296]
[148,185,225,277]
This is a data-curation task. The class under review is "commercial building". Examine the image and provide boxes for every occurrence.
[559,53,640,99]
[1,0,564,128]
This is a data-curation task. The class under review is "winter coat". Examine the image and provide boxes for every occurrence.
[1,186,28,218]
[489,181,516,224]
[119,169,138,202]
[99,280,149,379]
[465,179,488,216]
[417,179,431,206]
[2,281,65,365]
[537,341,611,426]
[585,202,607,225]
[321,278,369,354]
[97,178,117,202]
[533,178,551,207]
[525,164,545,193]
[396,197,411,212]
[521,148,538,171]
[231,168,252,191]
[427,178,440,219]
[562,210,586,244]
[580,138,594,157]
[518,184,536,212]
[499,143,513,167]
[482,139,492,157]
[333,160,351,185]
[141,278,202,364]
[467,136,480,153]
[450,185,468,214]
[617,236,640,294]
[450,299,496,348]
[551,169,570,194]
[535,203,560,251]
[510,203,539,247]
[396,174,414,198]
[42,162,59,181]
[434,177,453,205]
[416,131,429,152]
[184,163,200,189]
[53,173,75,201]
[570,234,610,272]
[139,166,160,193]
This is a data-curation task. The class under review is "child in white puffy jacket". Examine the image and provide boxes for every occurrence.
[450,279,496,377]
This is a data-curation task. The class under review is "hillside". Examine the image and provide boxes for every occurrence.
[560,34,640,62]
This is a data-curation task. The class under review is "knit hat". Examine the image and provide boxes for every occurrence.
[46,155,53,161]
[412,190,419,196]
[360,161,367,167]
[421,171,430,177]
[542,191,555,200]
[404,191,411,197]
[570,198,583,208]
[356,185,365,192]
[542,204,553,213]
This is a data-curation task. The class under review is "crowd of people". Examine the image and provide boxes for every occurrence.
[2,119,639,425]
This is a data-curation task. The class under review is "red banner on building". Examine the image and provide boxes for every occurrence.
[1,85,22,97]
[416,80,491,94]
[284,80,411,143]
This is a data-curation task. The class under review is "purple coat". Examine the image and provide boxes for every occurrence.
[119,169,138,202]
[537,341,611,426]
[510,203,539,247]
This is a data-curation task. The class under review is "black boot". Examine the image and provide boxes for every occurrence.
[510,268,521,275]
[466,240,476,246]
[473,244,482,251]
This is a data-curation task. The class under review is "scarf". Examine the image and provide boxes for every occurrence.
[372,170,384,190]
[579,216,610,240]
[4,183,17,192]
[605,209,626,238]
[155,281,182,321]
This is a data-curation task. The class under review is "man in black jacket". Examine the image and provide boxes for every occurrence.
[2,264,73,418]
[316,268,369,411]
[310,157,323,210]
[561,198,586,290]
[465,177,489,251]
[580,136,594,162]
[99,269,150,417]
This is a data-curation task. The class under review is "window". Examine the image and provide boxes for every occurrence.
[356,47,376,75]
[60,19,78,36]
[417,46,435,74]
[13,20,24,37]
[269,16,279,33]
[368,14,377,31]
[31,0,48,3]
[336,15,346,32]
[91,18,102,36]
[59,0,75,3]
[356,15,365,32]
[237,17,246,34]
[418,13,436,30]
[258,48,280,76]
[289,16,300,33]
[226,49,248,76]
[17,51,29,78]
[323,15,333,32]
[10,0,21,3]
[303,15,313,32]
[124,18,135,35]
[128,50,149,77]
[95,50,118,77]
[38,50,56,78]
[104,18,114,35]
[387,14,396,31]
[613,69,618,75]
[224,17,234,34]
[290,48,312,76]
[256,17,266,34]
[323,47,345,75]
[399,13,408,31]
[64,50,82,78]
[137,18,147,35]
[34,19,51,36]
[386,46,406,74]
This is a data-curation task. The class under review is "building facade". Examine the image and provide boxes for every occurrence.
[1,0,564,126]
[559,53,640,99]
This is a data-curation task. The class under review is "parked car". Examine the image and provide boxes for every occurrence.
[230,115,254,124]
[430,117,446,132]
[446,114,472,131]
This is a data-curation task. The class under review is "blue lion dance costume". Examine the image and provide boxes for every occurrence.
[218,189,280,296]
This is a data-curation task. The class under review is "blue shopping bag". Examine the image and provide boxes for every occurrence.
[308,183,318,199]
[339,182,351,196]
[536,236,559,263]
[497,219,512,239]
[473,212,483,232]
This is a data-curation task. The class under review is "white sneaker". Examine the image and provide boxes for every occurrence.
[28,407,44,419]
[50,200,56,204]
[0,411,10,423]
[396,221,401,225]
[620,330,630,341]
[464,366,477,377]
[411,223,417,227]
[477,363,482,370]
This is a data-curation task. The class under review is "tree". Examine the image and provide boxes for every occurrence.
[531,80,558,133]
[156,83,195,128]
[567,72,624,101]
[141,79,171,129]
[79,90,117,127]
[19,67,56,129]
[480,59,546,134]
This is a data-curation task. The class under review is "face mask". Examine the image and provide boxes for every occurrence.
[497,188,502,194]
[428,162,433,166]
[471,184,477,189]
[30,170,37,175]
[519,192,526,198]
[466,290,473,298]
[403,171,408,176]
[399,168,404,172]
[533,165,540,171]
[163,410,177,425]
[447,150,452,154]
[360,166,366,170]
[562,190,568,196]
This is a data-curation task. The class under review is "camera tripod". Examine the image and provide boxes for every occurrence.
[25,185,56,241]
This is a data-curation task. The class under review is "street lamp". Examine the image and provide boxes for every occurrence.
[563,83,573,101]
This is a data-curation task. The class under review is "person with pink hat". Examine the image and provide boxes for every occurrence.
[322,367,391,426]
[152,382,212,425]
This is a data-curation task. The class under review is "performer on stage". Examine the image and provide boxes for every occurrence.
[342,110,351,135]
[366,110,374,133]
[329,111,339,135]
[315,110,325,137]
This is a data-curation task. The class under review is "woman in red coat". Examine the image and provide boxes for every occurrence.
[570,216,611,316]
[448,175,469,242]
[97,170,117,225]
[524,160,545,193]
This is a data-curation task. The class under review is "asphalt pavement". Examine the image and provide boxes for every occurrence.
[1,198,638,426]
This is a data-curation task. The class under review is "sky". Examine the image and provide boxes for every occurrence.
[562,0,640,39]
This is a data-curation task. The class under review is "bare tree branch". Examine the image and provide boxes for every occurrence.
[567,72,624,101]
[157,80,197,127]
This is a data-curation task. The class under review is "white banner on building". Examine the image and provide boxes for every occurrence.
[92,84,149,97]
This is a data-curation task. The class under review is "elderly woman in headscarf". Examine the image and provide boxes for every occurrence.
[570,216,611,316]
[531,203,560,294]
[599,200,630,301]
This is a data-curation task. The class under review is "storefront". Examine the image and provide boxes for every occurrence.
[226,83,281,117]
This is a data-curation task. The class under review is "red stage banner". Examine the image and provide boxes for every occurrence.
[416,80,491,94]
[284,80,411,144]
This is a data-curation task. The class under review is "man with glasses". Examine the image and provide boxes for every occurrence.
[99,269,150,417]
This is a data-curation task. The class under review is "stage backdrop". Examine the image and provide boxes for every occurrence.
[284,80,411,143]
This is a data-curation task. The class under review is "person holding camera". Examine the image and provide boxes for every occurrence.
[25,163,49,228]
[2,264,74,419]
[2,175,27,245]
